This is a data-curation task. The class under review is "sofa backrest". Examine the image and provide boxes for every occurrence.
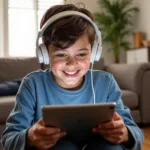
[0,57,41,82]
[93,57,105,70]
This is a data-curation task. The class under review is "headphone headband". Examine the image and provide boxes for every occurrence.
[36,11,101,49]
[36,10,102,64]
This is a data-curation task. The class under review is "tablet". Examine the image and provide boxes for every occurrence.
[42,102,116,141]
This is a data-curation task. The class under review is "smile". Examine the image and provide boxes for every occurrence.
[63,70,79,77]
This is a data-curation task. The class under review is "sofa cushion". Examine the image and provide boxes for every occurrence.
[0,57,40,82]
[121,90,139,109]
[130,110,141,124]
[0,96,15,123]
[93,57,105,70]
[0,79,21,96]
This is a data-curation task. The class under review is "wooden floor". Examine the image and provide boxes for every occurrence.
[142,127,150,150]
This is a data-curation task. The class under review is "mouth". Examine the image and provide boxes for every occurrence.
[63,70,79,77]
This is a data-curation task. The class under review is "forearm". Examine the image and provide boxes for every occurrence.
[1,129,28,150]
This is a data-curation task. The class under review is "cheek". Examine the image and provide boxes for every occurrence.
[51,60,64,70]
[80,59,91,69]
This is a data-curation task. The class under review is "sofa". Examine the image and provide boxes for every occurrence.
[0,56,150,147]
[0,57,41,141]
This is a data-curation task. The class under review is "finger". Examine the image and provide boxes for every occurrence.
[104,136,123,144]
[97,112,122,129]
[98,119,124,129]
[92,128,123,144]
[38,118,44,124]
[51,131,66,140]
[99,129,124,141]
[113,112,121,121]
[38,126,61,135]
[38,131,66,141]
[96,126,125,136]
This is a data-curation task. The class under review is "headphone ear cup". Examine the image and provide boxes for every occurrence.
[95,45,102,61]
[90,42,98,63]
[39,44,50,64]
[90,41,102,63]
[37,46,44,64]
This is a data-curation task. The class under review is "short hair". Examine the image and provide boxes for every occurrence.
[40,4,95,49]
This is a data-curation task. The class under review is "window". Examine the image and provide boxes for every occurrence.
[2,0,64,57]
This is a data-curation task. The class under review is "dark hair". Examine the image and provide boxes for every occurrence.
[40,4,95,49]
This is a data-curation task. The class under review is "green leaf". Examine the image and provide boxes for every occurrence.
[93,0,139,62]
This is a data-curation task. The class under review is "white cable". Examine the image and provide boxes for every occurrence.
[90,62,95,104]
[81,63,95,150]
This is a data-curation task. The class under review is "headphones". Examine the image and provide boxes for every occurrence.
[36,11,102,65]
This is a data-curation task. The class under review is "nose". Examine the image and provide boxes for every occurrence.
[66,57,77,66]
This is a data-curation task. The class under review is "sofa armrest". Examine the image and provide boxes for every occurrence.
[105,63,150,93]
[105,63,150,124]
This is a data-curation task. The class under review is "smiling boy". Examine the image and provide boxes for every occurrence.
[49,34,91,90]
[2,4,144,150]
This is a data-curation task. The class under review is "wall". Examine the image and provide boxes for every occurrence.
[65,0,99,13]
[1,0,150,62]
[133,0,150,40]
[69,0,150,64]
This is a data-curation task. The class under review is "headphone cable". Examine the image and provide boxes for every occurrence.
[90,62,96,104]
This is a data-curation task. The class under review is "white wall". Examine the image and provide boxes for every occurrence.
[66,0,99,13]
[1,0,150,61]
[133,0,150,40]
[69,0,150,64]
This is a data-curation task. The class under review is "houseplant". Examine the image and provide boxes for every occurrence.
[94,0,139,63]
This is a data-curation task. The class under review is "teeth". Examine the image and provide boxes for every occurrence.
[64,71,77,75]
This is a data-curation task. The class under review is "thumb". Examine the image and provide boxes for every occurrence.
[37,118,47,133]
[38,118,45,126]
[112,112,121,121]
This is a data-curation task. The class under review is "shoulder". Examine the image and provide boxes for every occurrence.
[25,69,49,78]
[22,69,51,85]
[88,70,113,81]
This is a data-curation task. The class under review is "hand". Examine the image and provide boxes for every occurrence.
[27,118,66,150]
[92,112,128,144]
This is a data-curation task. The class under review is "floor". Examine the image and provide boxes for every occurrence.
[142,127,150,150]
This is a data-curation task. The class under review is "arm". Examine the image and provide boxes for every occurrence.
[105,63,150,124]
[93,74,144,150]
[1,76,66,150]
[1,77,36,150]
[109,74,144,150]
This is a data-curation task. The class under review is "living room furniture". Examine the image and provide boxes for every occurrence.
[0,57,40,146]
[0,57,150,148]
[126,47,150,64]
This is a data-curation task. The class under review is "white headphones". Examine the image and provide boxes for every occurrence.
[36,11,102,65]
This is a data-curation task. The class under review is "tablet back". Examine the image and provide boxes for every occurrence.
[42,102,116,142]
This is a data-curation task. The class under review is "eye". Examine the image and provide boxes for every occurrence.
[77,53,87,57]
[56,54,67,58]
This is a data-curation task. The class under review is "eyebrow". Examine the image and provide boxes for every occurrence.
[53,48,90,52]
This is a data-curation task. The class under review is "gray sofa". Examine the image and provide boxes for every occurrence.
[0,57,150,147]
[0,57,41,140]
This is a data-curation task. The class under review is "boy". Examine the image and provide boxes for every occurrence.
[2,4,144,150]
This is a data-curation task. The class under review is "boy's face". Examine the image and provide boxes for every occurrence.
[48,35,91,90]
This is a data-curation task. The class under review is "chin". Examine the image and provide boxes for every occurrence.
[65,81,82,89]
